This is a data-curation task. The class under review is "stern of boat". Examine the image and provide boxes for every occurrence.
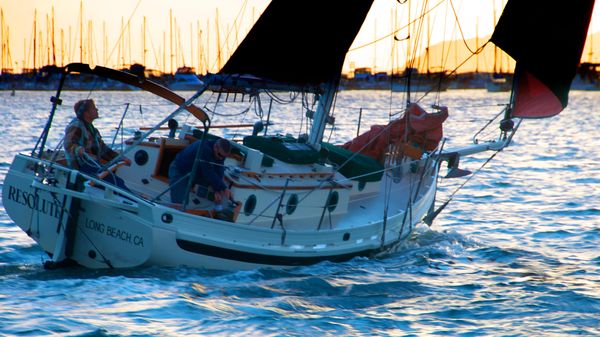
[2,154,154,269]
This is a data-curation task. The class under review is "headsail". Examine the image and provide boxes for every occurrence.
[491,0,595,118]
[218,0,374,92]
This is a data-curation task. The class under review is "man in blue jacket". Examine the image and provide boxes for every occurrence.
[168,138,232,205]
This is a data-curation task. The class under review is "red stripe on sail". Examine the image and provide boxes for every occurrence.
[512,70,564,118]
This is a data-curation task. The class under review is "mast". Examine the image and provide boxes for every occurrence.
[33,9,37,70]
[197,21,202,74]
[162,31,166,74]
[475,18,479,73]
[143,16,147,67]
[68,26,71,65]
[177,20,183,68]
[373,19,377,73]
[120,18,124,67]
[88,20,93,65]
[216,8,222,70]
[426,12,431,75]
[493,2,497,74]
[1,9,4,73]
[406,0,412,103]
[103,22,107,65]
[38,31,43,68]
[170,9,173,74]
[127,17,132,66]
[46,13,50,66]
[588,21,594,63]
[51,6,56,65]
[79,1,83,63]
[60,28,64,66]
[6,27,11,72]
[2,20,12,74]
[307,79,338,147]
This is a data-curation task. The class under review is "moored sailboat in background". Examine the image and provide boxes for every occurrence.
[1,0,594,270]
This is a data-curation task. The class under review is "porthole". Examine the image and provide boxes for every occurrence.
[286,194,299,215]
[358,180,366,191]
[134,150,149,166]
[244,195,257,216]
[161,213,173,223]
[326,191,339,212]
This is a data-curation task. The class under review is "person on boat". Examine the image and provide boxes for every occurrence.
[64,99,131,190]
[168,138,232,205]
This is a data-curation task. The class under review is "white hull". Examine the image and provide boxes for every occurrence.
[3,151,438,271]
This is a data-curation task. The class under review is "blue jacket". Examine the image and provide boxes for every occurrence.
[173,140,227,192]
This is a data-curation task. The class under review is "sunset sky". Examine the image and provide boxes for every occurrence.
[1,0,599,74]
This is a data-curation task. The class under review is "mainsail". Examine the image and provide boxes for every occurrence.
[491,0,595,118]
[218,0,374,91]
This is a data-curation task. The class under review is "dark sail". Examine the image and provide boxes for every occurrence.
[491,0,595,118]
[218,0,374,91]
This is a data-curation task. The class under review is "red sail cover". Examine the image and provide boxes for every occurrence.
[491,0,595,118]
[342,104,448,161]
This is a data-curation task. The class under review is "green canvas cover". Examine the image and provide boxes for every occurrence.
[243,136,320,165]
[321,142,383,183]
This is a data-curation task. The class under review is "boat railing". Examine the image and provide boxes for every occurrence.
[30,155,150,211]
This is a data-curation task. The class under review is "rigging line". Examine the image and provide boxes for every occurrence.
[380,170,394,246]
[317,189,332,231]
[326,90,340,143]
[407,0,430,71]
[106,0,143,67]
[247,190,288,227]
[408,6,452,103]
[397,173,416,241]
[332,156,420,185]
[299,94,306,137]
[209,0,249,72]
[349,0,446,52]
[147,28,162,68]
[264,89,299,104]
[110,103,130,148]
[297,178,336,204]
[449,0,481,55]
[442,41,489,80]
[472,107,506,142]
[411,41,489,105]
[203,105,251,117]
[229,101,254,148]
[436,149,500,214]
[49,191,114,268]
[25,188,42,235]
[328,108,410,176]
[400,2,492,105]
[254,94,264,119]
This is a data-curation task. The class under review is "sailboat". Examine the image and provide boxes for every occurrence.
[2,0,594,270]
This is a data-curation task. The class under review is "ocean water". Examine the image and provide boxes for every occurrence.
[0,89,598,336]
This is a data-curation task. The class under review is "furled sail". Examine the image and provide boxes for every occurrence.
[491,0,595,118]
[218,0,374,92]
